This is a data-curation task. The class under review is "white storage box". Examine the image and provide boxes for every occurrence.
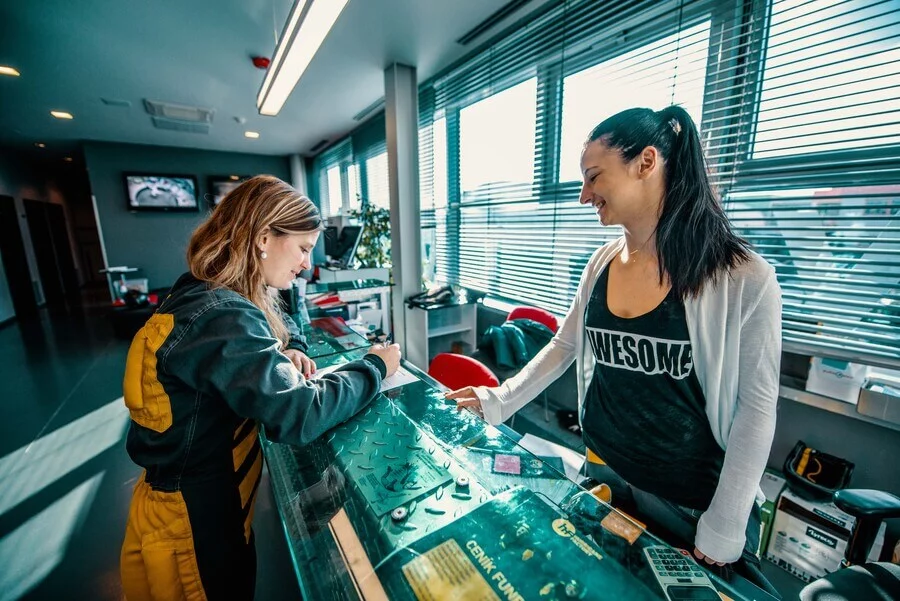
[806,357,868,404]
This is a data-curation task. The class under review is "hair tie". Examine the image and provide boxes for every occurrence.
[669,117,682,135]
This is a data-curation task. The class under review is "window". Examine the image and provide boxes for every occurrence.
[725,185,900,361]
[753,0,900,158]
[559,20,710,182]
[325,165,343,217]
[313,138,353,217]
[459,78,537,198]
[420,116,448,286]
[365,151,390,209]
[347,163,360,212]
[408,0,900,365]
[420,3,714,315]
[716,0,900,365]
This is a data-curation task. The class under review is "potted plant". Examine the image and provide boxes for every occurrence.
[346,198,391,269]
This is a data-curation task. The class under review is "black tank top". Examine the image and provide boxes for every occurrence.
[582,264,725,510]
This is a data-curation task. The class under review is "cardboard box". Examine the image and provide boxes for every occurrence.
[857,386,900,426]
[759,470,787,555]
[765,488,886,582]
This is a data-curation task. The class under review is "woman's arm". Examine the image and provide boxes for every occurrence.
[465,248,605,425]
[279,301,309,353]
[695,273,782,563]
[164,300,384,446]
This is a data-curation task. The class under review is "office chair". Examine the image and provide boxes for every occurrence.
[800,489,900,600]
[507,306,559,334]
[428,353,500,391]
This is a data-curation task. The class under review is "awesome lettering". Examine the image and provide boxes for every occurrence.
[586,328,693,379]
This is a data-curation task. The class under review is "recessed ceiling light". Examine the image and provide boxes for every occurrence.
[244,131,260,139]
[63,157,73,162]
[51,110,74,120]
[0,66,20,77]
[229,175,240,181]
[35,142,46,148]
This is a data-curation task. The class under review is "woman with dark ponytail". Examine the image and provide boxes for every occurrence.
[449,106,782,575]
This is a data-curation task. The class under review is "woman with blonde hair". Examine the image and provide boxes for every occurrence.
[120,175,400,600]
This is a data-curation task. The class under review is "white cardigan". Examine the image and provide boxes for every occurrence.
[475,237,782,562]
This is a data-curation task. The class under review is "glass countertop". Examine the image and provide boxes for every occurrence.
[260,350,769,601]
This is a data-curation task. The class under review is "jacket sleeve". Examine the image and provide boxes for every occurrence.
[695,270,782,562]
[475,246,605,425]
[162,299,384,446]
[279,303,309,353]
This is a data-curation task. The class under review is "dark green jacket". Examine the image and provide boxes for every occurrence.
[123,273,384,491]
[478,319,555,370]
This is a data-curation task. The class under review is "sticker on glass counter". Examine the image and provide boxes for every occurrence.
[402,539,500,601]
[492,453,522,475]
[491,453,566,478]
[379,487,659,601]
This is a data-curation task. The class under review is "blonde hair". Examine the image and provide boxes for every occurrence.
[188,175,322,346]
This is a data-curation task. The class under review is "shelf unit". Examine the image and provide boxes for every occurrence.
[405,303,478,370]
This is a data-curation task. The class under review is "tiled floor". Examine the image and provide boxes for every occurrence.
[0,302,299,600]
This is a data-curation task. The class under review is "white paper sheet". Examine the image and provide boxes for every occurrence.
[517,433,585,482]
[309,364,417,393]
[379,366,417,391]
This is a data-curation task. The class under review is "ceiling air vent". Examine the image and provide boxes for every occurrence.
[353,98,384,122]
[151,117,211,134]
[101,97,132,108]
[144,99,215,123]
[456,0,533,45]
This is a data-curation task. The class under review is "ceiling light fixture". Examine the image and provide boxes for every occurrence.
[51,110,74,120]
[0,66,20,77]
[256,0,350,116]
[64,157,73,162]
[35,142,46,148]
[244,131,260,139]
[229,175,240,181]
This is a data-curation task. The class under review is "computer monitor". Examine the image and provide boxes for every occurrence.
[323,226,339,258]
[333,225,363,268]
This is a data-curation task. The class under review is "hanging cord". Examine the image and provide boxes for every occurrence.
[671,0,686,107]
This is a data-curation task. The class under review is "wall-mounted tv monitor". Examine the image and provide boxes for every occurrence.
[208,175,250,207]
[124,174,199,212]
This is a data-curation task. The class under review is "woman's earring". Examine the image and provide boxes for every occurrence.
[260,251,268,260]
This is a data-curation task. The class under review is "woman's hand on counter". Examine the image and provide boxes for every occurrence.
[284,349,316,377]
[446,387,483,414]
[366,344,401,377]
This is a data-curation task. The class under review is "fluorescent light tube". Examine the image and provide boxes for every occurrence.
[257,0,350,116]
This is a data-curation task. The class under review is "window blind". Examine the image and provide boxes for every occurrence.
[416,0,900,366]
[312,138,352,217]
[704,0,900,367]
[311,113,390,216]
[418,0,715,315]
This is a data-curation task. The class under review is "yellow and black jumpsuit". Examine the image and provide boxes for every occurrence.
[120,273,385,600]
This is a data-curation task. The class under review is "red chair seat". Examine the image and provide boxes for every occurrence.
[428,353,499,390]
[507,306,559,333]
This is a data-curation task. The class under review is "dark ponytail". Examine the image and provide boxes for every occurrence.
[587,105,750,300]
